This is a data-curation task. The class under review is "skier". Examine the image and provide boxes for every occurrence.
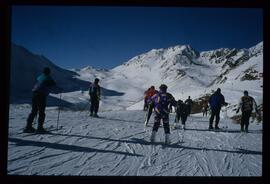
[185,96,193,116]
[174,99,189,130]
[143,88,150,111]
[144,86,158,126]
[24,67,62,133]
[208,88,227,130]
[89,78,101,117]
[202,102,209,117]
[148,84,177,144]
[236,90,258,133]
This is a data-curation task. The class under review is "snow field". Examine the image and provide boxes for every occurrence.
[8,105,262,176]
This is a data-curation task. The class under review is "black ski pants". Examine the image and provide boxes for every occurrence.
[26,92,47,128]
[209,108,221,127]
[175,112,188,125]
[241,110,252,131]
[145,103,153,122]
[153,112,170,134]
[90,96,99,114]
[203,109,208,117]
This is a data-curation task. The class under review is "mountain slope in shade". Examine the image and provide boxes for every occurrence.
[10,43,124,106]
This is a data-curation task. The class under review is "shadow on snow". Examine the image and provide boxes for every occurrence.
[17,132,262,156]
[8,137,143,157]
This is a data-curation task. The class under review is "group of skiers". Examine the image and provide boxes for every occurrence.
[24,67,260,142]
[143,85,259,144]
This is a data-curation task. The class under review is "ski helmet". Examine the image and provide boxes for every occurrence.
[94,78,100,83]
[159,84,167,92]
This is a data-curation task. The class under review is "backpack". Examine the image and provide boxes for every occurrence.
[241,96,253,112]
[153,92,171,114]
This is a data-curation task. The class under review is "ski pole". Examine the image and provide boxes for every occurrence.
[57,93,62,130]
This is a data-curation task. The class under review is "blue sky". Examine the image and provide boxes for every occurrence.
[12,6,263,69]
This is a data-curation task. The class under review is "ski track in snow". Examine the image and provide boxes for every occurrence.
[8,105,262,176]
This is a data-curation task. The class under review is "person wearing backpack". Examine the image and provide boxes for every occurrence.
[185,96,193,116]
[148,84,177,144]
[89,78,101,117]
[174,99,189,130]
[208,88,227,130]
[24,67,62,133]
[144,86,158,126]
[236,90,258,133]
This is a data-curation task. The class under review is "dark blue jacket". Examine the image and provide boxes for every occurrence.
[209,91,225,111]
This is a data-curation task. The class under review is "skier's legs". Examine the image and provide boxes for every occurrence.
[26,93,39,128]
[181,114,188,125]
[26,93,38,128]
[209,109,215,128]
[243,111,252,132]
[37,94,46,129]
[146,103,153,122]
[176,111,180,123]
[162,114,170,134]
[153,113,161,132]
[90,97,95,114]
[94,98,99,114]
[215,109,221,127]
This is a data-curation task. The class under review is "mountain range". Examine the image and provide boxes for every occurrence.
[10,42,263,116]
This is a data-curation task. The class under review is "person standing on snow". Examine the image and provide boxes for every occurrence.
[148,84,177,144]
[185,96,193,116]
[24,67,62,133]
[144,86,158,126]
[174,99,189,130]
[208,88,227,130]
[236,90,258,133]
[89,78,101,117]
[143,88,150,111]
[202,103,209,117]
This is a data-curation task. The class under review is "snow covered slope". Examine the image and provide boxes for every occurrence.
[10,42,263,114]
[73,42,263,114]
[8,105,262,176]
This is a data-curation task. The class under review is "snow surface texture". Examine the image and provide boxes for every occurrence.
[8,105,262,176]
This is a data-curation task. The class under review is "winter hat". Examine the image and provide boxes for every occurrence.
[216,88,221,93]
[94,78,100,83]
[244,90,248,95]
[150,86,155,90]
[43,67,51,75]
[159,84,167,92]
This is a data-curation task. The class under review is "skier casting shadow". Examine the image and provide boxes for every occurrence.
[148,84,177,144]
[174,99,189,130]
[208,88,228,130]
[236,90,259,133]
[24,67,62,133]
[89,78,101,117]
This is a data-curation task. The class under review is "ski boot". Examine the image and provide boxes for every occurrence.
[150,131,157,143]
[165,133,171,144]
[23,126,36,133]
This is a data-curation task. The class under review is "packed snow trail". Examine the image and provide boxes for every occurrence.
[8,105,262,176]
